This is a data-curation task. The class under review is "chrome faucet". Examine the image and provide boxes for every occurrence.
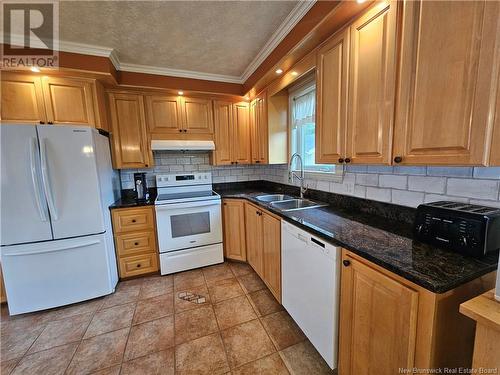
[289,153,307,199]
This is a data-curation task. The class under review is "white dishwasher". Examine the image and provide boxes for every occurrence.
[281,220,341,370]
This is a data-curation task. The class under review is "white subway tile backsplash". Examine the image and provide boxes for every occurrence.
[469,199,500,208]
[391,190,424,208]
[379,174,407,189]
[366,187,391,203]
[408,176,446,194]
[446,178,499,200]
[120,152,500,208]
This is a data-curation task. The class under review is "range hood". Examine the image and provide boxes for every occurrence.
[151,140,215,151]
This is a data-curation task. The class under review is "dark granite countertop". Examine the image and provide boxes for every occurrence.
[214,182,498,294]
[109,189,157,209]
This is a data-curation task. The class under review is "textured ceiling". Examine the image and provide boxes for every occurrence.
[59,1,299,77]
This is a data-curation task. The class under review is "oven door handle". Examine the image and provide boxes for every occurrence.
[155,200,221,210]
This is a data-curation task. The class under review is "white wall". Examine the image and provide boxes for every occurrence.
[120,151,500,208]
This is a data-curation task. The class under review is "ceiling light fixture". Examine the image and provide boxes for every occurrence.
[30,67,40,73]
[178,91,183,95]
[356,0,366,3]
[291,71,298,76]
[275,69,283,74]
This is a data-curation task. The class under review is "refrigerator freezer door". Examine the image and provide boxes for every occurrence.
[37,125,105,239]
[1,124,52,245]
[1,233,116,315]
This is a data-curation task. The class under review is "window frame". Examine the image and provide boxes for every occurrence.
[288,80,343,182]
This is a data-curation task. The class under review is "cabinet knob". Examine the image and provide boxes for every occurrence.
[255,160,260,164]
[179,129,182,132]
[235,161,238,164]
[394,156,403,163]
[342,260,351,267]
[132,219,136,223]
[48,121,54,125]
[184,129,188,132]
[39,120,45,124]
[134,242,139,246]
[338,158,344,164]
[344,158,351,164]
[136,264,141,268]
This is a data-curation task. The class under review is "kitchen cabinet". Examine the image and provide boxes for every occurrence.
[1,72,106,129]
[244,202,281,301]
[1,72,46,124]
[316,27,349,164]
[108,92,153,169]
[222,199,246,261]
[346,1,397,165]
[41,76,96,126]
[111,206,159,278]
[339,249,496,373]
[0,265,6,304]
[213,101,251,165]
[181,97,214,135]
[250,92,268,164]
[394,1,500,166]
[145,95,182,135]
[491,105,500,165]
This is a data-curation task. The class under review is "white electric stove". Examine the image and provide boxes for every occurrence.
[154,172,223,274]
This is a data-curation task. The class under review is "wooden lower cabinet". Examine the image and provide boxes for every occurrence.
[0,265,6,304]
[111,206,159,278]
[339,250,496,373]
[243,202,281,302]
[222,199,247,261]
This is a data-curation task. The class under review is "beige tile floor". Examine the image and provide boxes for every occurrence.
[0,261,335,374]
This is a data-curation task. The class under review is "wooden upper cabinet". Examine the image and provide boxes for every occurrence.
[316,27,349,164]
[346,2,397,165]
[213,101,234,165]
[250,93,268,164]
[262,211,281,302]
[394,1,500,166]
[108,92,152,169]
[181,97,214,134]
[145,95,182,135]
[232,102,251,164]
[1,72,46,124]
[490,91,500,165]
[42,76,96,126]
[222,199,247,261]
[339,253,419,375]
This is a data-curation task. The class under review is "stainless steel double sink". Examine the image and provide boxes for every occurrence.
[255,194,327,212]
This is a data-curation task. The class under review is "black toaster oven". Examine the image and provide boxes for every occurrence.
[414,201,500,258]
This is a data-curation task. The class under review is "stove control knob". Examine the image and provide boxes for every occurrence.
[459,236,468,247]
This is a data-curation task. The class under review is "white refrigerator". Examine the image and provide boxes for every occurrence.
[0,123,119,315]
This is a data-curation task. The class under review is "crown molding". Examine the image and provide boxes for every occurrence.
[2,2,315,84]
[239,0,316,83]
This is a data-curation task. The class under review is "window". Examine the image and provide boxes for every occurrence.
[289,82,338,176]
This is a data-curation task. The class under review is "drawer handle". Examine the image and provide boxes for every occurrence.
[134,242,139,246]
[131,219,136,223]
[136,263,141,268]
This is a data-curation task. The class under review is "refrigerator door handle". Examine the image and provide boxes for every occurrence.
[39,138,59,220]
[29,137,48,222]
[3,239,100,256]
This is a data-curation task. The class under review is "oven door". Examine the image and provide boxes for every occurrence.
[155,199,222,253]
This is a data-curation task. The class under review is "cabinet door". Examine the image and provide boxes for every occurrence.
[316,27,349,164]
[250,94,268,164]
[233,102,251,164]
[145,95,182,135]
[490,92,500,165]
[213,101,233,165]
[222,200,247,261]
[394,1,500,165]
[0,72,46,124]
[346,2,397,165]
[108,92,152,169]
[244,203,263,276]
[262,212,281,302]
[339,254,418,375]
[181,97,214,135]
[42,76,96,126]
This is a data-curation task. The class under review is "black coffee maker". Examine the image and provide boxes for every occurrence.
[134,173,148,200]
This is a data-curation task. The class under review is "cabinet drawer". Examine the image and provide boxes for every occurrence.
[118,253,159,278]
[115,231,157,257]
[112,207,154,233]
